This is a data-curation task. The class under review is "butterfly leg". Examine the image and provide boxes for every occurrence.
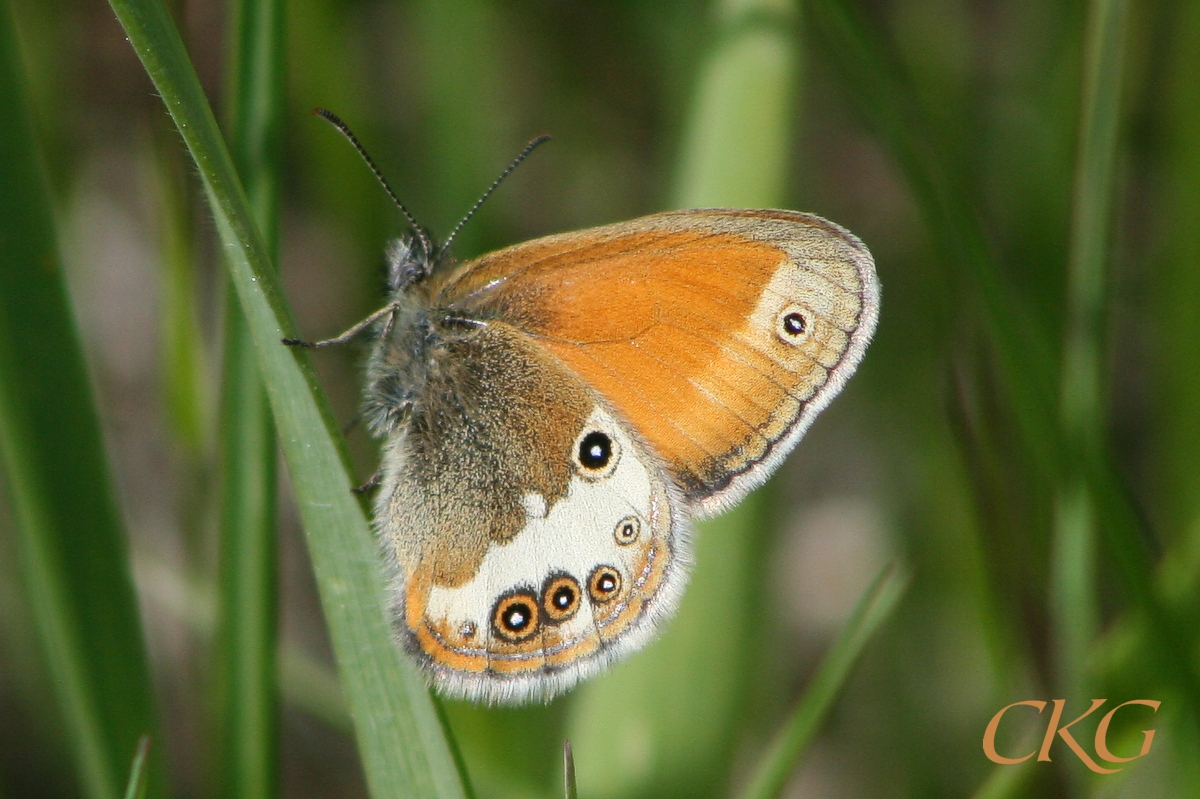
[341,411,363,436]
[283,302,398,348]
[352,468,383,494]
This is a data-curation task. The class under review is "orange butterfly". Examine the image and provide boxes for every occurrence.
[291,113,879,704]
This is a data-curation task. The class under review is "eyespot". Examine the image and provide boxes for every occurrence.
[573,424,621,479]
[776,306,809,343]
[588,565,622,604]
[492,590,540,642]
[579,431,612,469]
[542,574,582,623]
[614,515,641,545]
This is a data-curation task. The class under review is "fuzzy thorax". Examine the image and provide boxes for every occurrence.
[361,235,462,439]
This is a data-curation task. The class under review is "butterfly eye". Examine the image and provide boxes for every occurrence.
[492,590,540,642]
[777,306,809,343]
[578,431,612,469]
[542,574,582,623]
[614,515,641,545]
[588,566,622,604]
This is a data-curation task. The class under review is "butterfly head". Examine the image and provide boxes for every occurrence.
[384,231,440,294]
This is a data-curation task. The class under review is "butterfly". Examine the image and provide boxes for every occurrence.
[290,113,879,704]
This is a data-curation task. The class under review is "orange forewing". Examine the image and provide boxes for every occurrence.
[434,209,876,508]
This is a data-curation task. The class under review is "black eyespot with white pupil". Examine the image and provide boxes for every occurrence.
[588,566,622,603]
[578,431,612,470]
[492,590,540,642]
[783,312,806,336]
[542,574,582,623]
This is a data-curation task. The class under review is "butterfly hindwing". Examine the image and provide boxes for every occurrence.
[373,321,686,703]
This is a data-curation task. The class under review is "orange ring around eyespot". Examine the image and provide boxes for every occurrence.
[614,515,641,545]
[542,574,582,623]
[588,565,622,604]
[492,590,541,643]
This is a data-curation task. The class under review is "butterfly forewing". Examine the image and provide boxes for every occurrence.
[436,209,879,514]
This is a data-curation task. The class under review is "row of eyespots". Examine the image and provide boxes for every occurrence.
[492,564,624,643]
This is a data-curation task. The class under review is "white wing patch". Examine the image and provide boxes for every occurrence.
[521,492,548,519]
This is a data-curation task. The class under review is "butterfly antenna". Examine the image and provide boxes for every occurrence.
[436,135,551,262]
[312,108,433,259]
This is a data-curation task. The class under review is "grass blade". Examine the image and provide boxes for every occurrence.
[672,0,799,209]
[1050,0,1128,719]
[121,737,152,799]
[1156,0,1200,610]
[155,141,209,464]
[736,563,908,799]
[213,304,279,798]
[105,0,467,795]
[0,4,163,797]
[563,740,577,799]
[211,0,285,795]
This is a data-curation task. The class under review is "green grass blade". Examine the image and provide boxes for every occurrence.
[737,563,908,799]
[121,737,151,799]
[568,2,798,795]
[105,0,467,795]
[1157,0,1200,599]
[211,0,285,795]
[1050,0,1128,718]
[563,741,577,799]
[1153,15,1200,791]
[0,4,164,798]
[672,0,798,209]
[214,304,279,798]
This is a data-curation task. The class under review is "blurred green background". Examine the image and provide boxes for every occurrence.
[1,0,1198,797]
